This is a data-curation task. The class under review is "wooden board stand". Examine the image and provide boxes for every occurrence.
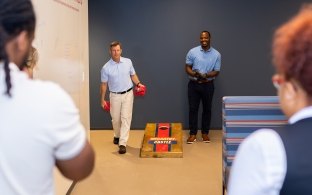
[140,123,183,158]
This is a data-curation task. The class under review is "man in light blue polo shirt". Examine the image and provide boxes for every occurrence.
[185,30,221,144]
[100,41,145,154]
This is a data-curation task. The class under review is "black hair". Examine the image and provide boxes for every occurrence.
[201,30,211,38]
[0,0,36,97]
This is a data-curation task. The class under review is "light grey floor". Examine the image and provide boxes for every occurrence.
[70,130,223,195]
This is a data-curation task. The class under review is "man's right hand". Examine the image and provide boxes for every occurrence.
[193,71,207,81]
[101,100,110,112]
[193,70,201,78]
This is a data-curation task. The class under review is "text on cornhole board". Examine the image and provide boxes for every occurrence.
[140,123,183,158]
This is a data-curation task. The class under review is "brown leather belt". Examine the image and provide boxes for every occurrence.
[190,79,213,84]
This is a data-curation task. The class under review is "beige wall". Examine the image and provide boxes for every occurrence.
[31,0,89,194]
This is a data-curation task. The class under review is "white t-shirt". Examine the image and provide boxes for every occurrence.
[0,63,86,195]
[228,106,312,195]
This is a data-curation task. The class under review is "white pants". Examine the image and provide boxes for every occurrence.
[109,90,134,146]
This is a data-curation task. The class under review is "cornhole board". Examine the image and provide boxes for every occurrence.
[140,123,183,158]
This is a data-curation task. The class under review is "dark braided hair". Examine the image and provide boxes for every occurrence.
[0,0,36,97]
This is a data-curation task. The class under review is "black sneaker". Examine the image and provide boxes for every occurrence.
[113,137,119,145]
[118,145,126,154]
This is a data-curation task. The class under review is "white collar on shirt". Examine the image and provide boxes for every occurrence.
[0,62,20,71]
[289,106,312,124]
[110,57,125,64]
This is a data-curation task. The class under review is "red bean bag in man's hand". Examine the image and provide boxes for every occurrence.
[134,84,146,96]
[103,101,110,112]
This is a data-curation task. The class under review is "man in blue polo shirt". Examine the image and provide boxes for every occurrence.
[100,41,144,154]
[185,30,221,144]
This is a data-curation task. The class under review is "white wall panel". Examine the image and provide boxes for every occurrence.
[31,0,89,194]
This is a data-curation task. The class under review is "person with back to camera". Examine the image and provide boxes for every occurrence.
[185,30,221,144]
[0,1,95,194]
[228,4,312,195]
[100,41,146,154]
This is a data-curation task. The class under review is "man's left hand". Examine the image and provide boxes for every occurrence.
[135,84,146,96]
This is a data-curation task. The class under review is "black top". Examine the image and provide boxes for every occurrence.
[275,117,312,195]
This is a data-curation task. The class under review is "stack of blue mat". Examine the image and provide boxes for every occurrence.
[222,96,287,192]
